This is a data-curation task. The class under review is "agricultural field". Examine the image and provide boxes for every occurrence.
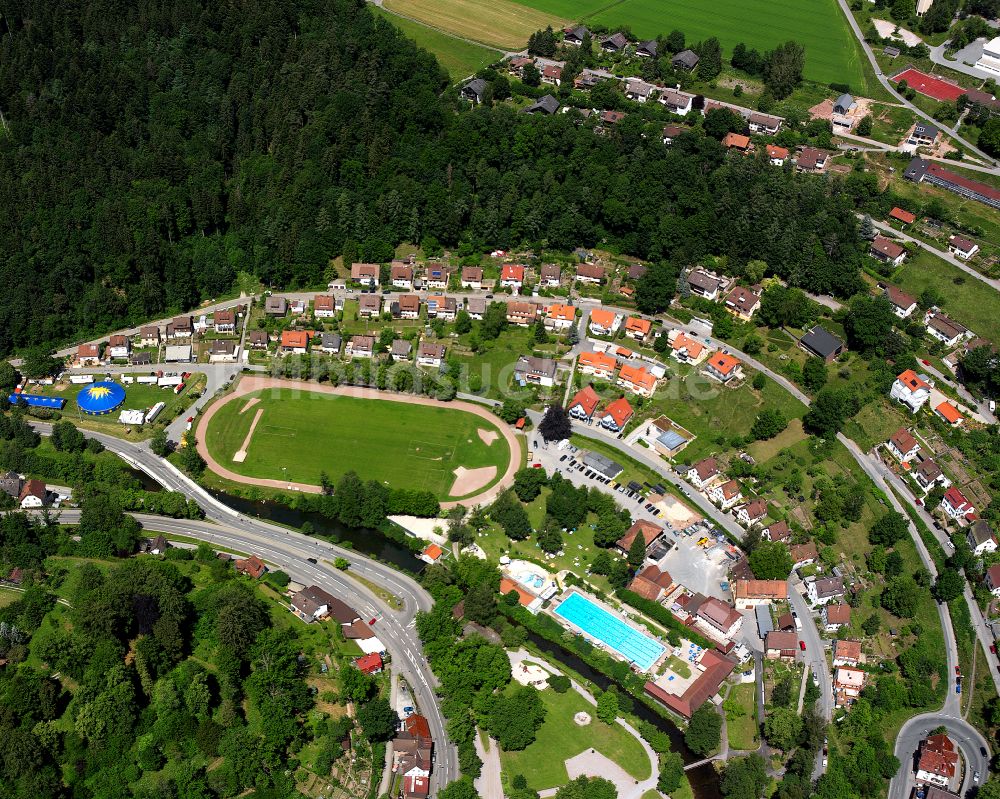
[203,389,512,499]
[370,6,501,81]
[381,0,567,50]
[586,0,871,87]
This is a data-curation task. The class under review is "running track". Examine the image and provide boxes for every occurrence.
[195,376,522,509]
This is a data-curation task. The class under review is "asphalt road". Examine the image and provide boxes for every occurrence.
[31,424,459,795]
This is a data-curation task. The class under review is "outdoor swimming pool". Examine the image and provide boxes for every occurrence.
[554,592,666,672]
[516,571,545,590]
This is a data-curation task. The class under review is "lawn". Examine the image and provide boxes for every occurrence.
[500,683,651,791]
[0,588,22,608]
[203,389,511,500]
[382,0,568,50]
[371,6,501,81]
[724,682,759,751]
[665,654,692,678]
[585,0,871,87]
[891,249,1000,343]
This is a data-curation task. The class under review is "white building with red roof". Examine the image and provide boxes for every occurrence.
[568,385,601,422]
[890,369,933,413]
[600,397,634,433]
[943,487,976,525]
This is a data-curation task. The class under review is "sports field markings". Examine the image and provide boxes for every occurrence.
[233,408,264,463]
[239,397,260,415]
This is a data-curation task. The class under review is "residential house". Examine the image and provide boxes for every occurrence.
[355,652,383,675]
[808,576,845,606]
[417,342,446,368]
[600,32,628,53]
[790,542,818,568]
[588,308,622,336]
[889,206,917,225]
[356,294,381,318]
[891,369,934,413]
[615,520,664,555]
[391,263,414,289]
[870,235,907,266]
[966,518,995,553]
[541,64,563,86]
[313,295,336,318]
[703,351,743,383]
[461,78,488,104]
[600,397,634,433]
[514,356,557,387]
[672,49,699,70]
[544,303,576,331]
[799,325,845,363]
[280,330,309,355]
[766,144,790,166]
[466,297,486,320]
[624,78,657,103]
[628,565,673,601]
[214,309,237,333]
[925,311,971,347]
[391,340,412,361]
[662,124,685,144]
[884,285,918,319]
[636,39,658,58]
[167,315,193,339]
[688,458,720,489]
[138,326,161,347]
[748,112,782,134]
[568,385,601,422]
[539,263,561,287]
[948,235,979,260]
[669,331,707,364]
[617,363,657,397]
[0,472,22,501]
[696,597,744,638]
[765,631,799,661]
[18,480,50,509]
[658,87,694,115]
[563,25,590,45]
[248,330,269,350]
[524,95,560,115]
[575,263,605,284]
[578,351,617,380]
[426,295,457,320]
[506,301,537,327]
[290,299,306,315]
[762,520,791,543]
[321,333,342,354]
[500,264,525,290]
[290,586,360,625]
[77,343,102,366]
[907,122,940,149]
[398,294,421,319]
[709,479,742,510]
[351,263,380,287]
[460,266,483,289]
[235,555,267,579]
[209,339,238,362]
[796,147,829,173]
[943,487,976,524]
[913,458,950,493]
[915,734,959,788]
[686,268,723,300]
[736,499,768,528]
[723,285,762,320]
[887,428,920,462]
[627,264,647,281]
[507,55,533,78]
[424,264,448,289]
[130,351,151,366]
[833,93,854,114]
[985,563,1000,597]
[108,335,130,359]
[346,335,374,359]
[834,666,866,706]
[722,132,751,152]
[935,401,964,427]
[264,296,287,317]
[732,579,787,609]
[831,635,862,671]
[624,316,652,341]
[823,603,851,632]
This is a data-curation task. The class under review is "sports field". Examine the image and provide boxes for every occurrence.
[382,0,569,50]
[203,388,512,500]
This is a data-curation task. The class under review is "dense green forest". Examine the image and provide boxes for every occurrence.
[0,0,866,355]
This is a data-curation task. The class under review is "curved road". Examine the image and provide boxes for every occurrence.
[31,423,459,795]
[890,714,990,799]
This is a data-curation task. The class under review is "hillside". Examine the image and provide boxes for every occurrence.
[0,0,866,355]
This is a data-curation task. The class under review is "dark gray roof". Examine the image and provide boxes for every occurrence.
[637,39,658,57]
[321,333,342,350]
[582,451,623,479]
[525,95,560,115]
[800,325,843,359]
[914,122,940,139]
[462,78,488,101]
[566,25,589,41]
[903,157,929,182]
[672,49,699,69]
[515,355,557,378]
[833,93,853,112]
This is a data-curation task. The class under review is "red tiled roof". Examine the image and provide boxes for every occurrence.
[618,363,656,392]
[281,330,309,349]
[889,207,916,224]
[872,235,905,259]
[602,397,634,428]
[825,603,851,624]
[589,308,618,329]
[896,369,930,392]
[706,351,740,376]
[644,650,737,718]
[889,427,918,455]
[833,639,861,661]
[935,401,963,424]
[501,264,525,281]
[616,520,663,551]
[625,316,652,335]
[568,385,601,418]
[355,652,383,674]
[423,544,443,561]
[404,714,432,740]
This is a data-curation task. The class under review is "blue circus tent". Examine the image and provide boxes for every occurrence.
[76,381,127,416]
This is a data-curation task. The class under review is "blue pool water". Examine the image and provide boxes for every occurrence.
[554,592,666,671]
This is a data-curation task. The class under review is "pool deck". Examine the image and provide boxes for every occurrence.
[550,588,668,673]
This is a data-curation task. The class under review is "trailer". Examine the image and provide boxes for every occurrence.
[157,375,182,388]
[137,375,158,384]
[68,374,95,384]
[145,402,165,424]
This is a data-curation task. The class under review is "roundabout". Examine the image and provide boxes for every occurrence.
[197,377,521,508]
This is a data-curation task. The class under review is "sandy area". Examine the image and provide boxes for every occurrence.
[450,465,497,498]
[239,397,260,415]
[477,427,499,446]
[873,18,922,46]
[232,407,263,463]
[656,494,702,528]
[195,376,521,509]
[564,750,639,796]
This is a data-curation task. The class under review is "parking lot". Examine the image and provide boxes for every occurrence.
[654,533,733,601]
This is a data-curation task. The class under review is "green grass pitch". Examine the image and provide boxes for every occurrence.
[204,390,512,499]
